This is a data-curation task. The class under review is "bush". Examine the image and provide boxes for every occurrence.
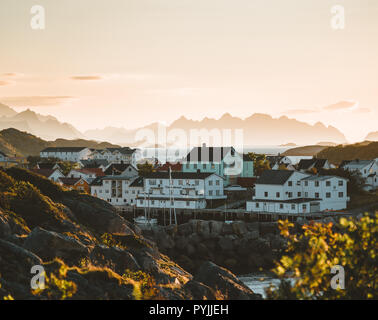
[268,213,377,299]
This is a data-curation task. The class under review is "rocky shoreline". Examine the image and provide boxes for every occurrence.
[141,220,290,275]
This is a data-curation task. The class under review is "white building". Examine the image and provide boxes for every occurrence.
[40,147,91,162]
[297,158,332,172]
[246,170,349,214]
[136,171,226,210]
[90,147,138,167]
[90,164,139,206]
[31,168,65,183]
[341,159,378,191]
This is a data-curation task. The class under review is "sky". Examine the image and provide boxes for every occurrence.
[0,0,377,142]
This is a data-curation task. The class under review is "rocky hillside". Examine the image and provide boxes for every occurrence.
[0,128,120,157]
[316,141,378,164]
[0,168,259,300]
[282,145,328,156]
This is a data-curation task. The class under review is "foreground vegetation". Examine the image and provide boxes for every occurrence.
[268,214,377,299]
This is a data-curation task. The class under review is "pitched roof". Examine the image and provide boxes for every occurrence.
[341,159,374,170]
[185,146,235,163]
[130,176,144,187]
[31,168,59,178]
[156,162,182,172]
[256,170,294,185]
[301,175,348,181]
[59,177,83,186]
[105,147,136,155]
[104,163,137,175]
[41,147,88,153]
[297,158,327,171]
[143,171,218,180]
[90,177,103,186]
[0,150,7,157]
[70,168,105,177]
[80,159,109,168]
[37,162,60,170]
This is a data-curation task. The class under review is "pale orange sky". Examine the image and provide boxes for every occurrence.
[0,0,377,142]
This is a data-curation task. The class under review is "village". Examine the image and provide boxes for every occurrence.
[1,144,377,225]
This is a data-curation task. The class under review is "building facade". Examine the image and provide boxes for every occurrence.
[246,170,349,214]
[40,147,91,162]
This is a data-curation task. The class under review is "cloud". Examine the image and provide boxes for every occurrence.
[323,101,356,111]
[0,96,74,107]
[71,75,103,81]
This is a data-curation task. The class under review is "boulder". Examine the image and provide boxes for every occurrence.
[0,214,11,239]
[194,261,261,300]
[175,236,189,251]
[89,245,140,274]
[232,221,248,236]
[177,223,193,236]
[183,280,217,300]
[246,222,259,232]
[197,220,210,238]
[222,223,234,235]
[209,221,223,236]
[23,227,89,262]
[245,230,259,241]
[259,222,278,235]
[218,236,234,251]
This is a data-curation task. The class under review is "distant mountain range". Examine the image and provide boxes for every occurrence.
[0,103,83,140]
[85,113,347,146]
[0,128,120,157]
[1,102,349,146]
[366,131,378,141]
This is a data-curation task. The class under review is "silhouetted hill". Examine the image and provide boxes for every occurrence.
[282,145,328,156]
[365,131,378,141]
[0,128,120,157]
[316,141,378,164]
[85,113,347,146]
[0,103,84,140]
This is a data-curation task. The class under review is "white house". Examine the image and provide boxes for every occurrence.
[297,158,332,172]
[246,170,349,214]
[266,155,293,170]
[103,163,139,177]
[136,171,226,210]
[40,147,91,162]
[90,147,138,167]
[0,151,8,161]
[90,174,142,207]
[341,159,378,190]
[31,168,65,183]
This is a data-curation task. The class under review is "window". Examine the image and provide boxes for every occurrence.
[216,190,220,196]
[297,181,301,186]
[298,192,301,197]
[149,179,156,185]
[280,204,284,209]
[186,164,189,169]
[256,203,259,208]
[193,164,197,169]
[315,181,320,187]
[288,192,292,198]
[151,200,155,205]
[179,180,183,185]
[302,204,306,211]
[209,180,213,186]
[291,204,295,210]
[304,181,308,186]
[326,181,331,187]
[315,192,319,198]
[304,192,308,197]
[338,180,343,186]
[195,180,199,185]
[276,192,280,198]
[288,181,293,186]
[186,201,190,207]
[326,192,331,198]
[209,190,213,196]
[264,192,268,197]
[216,180,220,186]
[202,164,206,169]
[338,192,343,198]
